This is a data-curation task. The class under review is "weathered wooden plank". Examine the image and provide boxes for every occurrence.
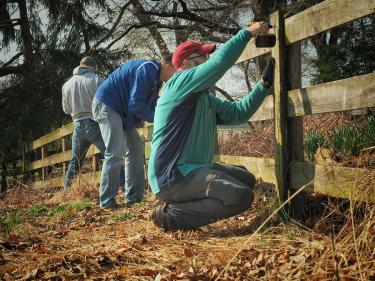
[249,95,274,122]
[26,122,153,154]
[26,123,74,152]
[33,171,101,189]
[288,72,375,117]
[290,161,375,202]
[285,0,375,44]
[272,11,289,203]
[216,155,375,202]
[236,37,272,64]
[248,72,375,121]
[236,0,374,62]
[214,155,276,184]
[27,146,101,171]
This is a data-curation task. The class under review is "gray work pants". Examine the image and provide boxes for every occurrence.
[156,163,256,230]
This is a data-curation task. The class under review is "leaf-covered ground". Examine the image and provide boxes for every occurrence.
[0,182,374,281]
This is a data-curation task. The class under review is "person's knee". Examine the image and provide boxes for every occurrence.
[248,173,256,188]
[238,189,254,210]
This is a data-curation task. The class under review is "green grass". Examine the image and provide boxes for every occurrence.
[127,201,146,209]
[0,208,22,235]
[49,199,95,219]
[27,203,50,217]
[112,212,133,222]
[25,199,95,221]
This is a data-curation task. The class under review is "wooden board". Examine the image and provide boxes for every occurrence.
[216,155,375,202]
[249,95,274,122]
[288,72,375,117]
[236,0,374,62]
[248,72,375,121]
[290,161,375,202]
[236,37,272,64]
[285,0,375,44]
[26,123,73,153]
[27,146,100,171]
[214,155,276,184]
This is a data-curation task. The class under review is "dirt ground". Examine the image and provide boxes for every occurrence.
[0,181,374,281]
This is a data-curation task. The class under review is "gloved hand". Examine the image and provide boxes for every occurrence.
[261,57,275,88]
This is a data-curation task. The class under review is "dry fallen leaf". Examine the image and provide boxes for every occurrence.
[184,247,195,257]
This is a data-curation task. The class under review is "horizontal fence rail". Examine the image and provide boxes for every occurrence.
[250,72,375,121]
[236,0,374,63]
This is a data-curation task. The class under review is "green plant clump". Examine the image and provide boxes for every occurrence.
[330,124,361,158]
[360,114,375,149]
[304,129,327,161]
[26,199,95,220]
[112,212,133,222]
[49,199,95,219]
[0,208,21,235]
[27,203,50,217]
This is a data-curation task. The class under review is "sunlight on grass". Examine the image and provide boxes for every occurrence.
[26,199,95,220]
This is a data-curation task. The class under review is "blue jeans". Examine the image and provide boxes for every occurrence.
[92,98,145,208]
[64,118,106,189]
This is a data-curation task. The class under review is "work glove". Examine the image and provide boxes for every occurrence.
[261,57,275,88]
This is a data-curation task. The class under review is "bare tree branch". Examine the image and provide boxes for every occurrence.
[1,52,22,68]
[131,0,170,55]
[89,2,132,52]
[0,65,24,77]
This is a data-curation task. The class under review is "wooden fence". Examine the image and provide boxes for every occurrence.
[3,0,375,203]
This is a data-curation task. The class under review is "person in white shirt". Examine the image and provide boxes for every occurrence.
[62,57,107,190]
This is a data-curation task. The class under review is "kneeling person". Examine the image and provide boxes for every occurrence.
[148,22,274,231]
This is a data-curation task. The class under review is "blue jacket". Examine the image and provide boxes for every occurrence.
[95,60,162,129]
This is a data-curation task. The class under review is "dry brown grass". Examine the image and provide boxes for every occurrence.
[1,179,374,280]
[47,181,99,205]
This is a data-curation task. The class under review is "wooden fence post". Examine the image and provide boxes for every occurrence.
[92,153,99,172]
[286,42,307,219]
[22,145,30,183]
[61,137,67,176]
[41,146,46,180]
[271,10,289,204]
[1,161,7,194]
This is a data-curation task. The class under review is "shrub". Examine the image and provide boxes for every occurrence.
[304,129,327,161]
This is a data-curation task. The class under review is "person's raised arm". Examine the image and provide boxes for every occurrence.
[173,22,269,98]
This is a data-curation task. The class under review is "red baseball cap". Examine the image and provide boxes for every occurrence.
[172,41,216,69]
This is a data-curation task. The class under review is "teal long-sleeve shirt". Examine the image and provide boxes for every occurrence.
[148,29,271,194]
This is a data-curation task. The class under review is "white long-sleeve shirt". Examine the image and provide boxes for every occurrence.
[62,66,103,121]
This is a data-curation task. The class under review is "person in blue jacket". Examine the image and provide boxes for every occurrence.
[148,22,274,231]
[92,55,176,209]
